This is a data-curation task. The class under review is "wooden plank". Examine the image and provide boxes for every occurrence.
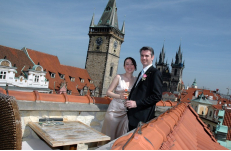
[28,121,110,147]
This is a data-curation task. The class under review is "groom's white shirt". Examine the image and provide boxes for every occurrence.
[135,64,153,87]
[142,64,153,75]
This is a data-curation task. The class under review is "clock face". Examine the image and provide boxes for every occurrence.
[114,40,118,49]
[96,37,103,46]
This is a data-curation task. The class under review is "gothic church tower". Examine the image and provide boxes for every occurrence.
[170,45,185,92]
[155,44,171,92]
[85,0,125,97]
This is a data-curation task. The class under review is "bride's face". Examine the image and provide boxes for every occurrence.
[124,59,135,74]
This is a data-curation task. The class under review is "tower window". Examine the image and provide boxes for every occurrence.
[105,6,111,11]
[110,66,113,77]
[0,71,6,79]
[174,69,177,76]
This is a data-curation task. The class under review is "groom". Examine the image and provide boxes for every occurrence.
[125,46,163,131]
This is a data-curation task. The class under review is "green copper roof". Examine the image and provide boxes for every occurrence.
[97,0,119,29]
[191,92,212,105]
[192,78,197,86]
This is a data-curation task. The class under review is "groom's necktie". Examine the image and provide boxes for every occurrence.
[135,69,144,87]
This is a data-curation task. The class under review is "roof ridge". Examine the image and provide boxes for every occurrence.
[0,45,21,50]
[61,64,87,70]
[26,48,58,57]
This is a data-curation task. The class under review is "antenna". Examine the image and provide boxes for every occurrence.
[227,87,231,95]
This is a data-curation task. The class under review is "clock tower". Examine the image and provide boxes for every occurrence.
[85,0,125,97]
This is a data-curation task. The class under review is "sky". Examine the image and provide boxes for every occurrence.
[0,0,231,94]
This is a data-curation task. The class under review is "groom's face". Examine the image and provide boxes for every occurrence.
[140,50,154,68]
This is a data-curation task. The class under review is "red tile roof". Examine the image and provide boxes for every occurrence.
[0,45,96,95]
[180,88,220,103]
[223,109,231,141]
[111,102,227,150]
[28,48,96,95]
[0,45,34,77]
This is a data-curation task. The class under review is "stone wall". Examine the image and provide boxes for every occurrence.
[17,101,108,149]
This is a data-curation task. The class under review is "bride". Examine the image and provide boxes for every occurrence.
[101,57,137,141]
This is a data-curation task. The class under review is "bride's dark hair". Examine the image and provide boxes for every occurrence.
[124,57,137,71]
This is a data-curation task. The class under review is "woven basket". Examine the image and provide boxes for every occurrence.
[0,93,22,150]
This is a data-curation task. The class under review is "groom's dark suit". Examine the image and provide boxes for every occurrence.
[128,65,163,129]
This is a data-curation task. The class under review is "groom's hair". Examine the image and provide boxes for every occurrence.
[139,46,154,56]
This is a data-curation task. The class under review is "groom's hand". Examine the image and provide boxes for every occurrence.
[125,100,137,109]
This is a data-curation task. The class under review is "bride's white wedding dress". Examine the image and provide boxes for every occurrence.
[101,74,134,141]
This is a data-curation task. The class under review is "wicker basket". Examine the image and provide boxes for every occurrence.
[0,93,22,150]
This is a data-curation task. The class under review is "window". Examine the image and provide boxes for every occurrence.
[110,66,113,77]
[88,79,93,84]
[60,74,65,79]
[213,126,216,132]
[195,106,198,112]
[174,69,177,76]
[70,76,75,82]
[79,78,84,83]
[34,75,39,82]
[67,90,72,95]
[51,73,55,78]
[209,111,213,117]
[0,71,6,79]
[59,73,65,79]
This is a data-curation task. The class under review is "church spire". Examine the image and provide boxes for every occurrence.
[97,0,119,29]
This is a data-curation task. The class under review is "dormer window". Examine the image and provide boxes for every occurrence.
[70,76,75,82]
[79,78,84,83]
[59,73,65,79]
[50,73,55,78]
[67,90,72,95]
[0,71,6,79]
[34,75,39,82]
[88,79,93,84]
[78,89,83,96]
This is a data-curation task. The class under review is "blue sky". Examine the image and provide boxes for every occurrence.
[0,0,231,94]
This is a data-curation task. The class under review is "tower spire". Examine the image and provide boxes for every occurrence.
[121,15,126,34]
[90,13,95,27]
[97,0,119,29]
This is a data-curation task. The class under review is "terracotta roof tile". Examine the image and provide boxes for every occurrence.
[111,103,228,150]
[223,109,231,140]
[0,87,107,104]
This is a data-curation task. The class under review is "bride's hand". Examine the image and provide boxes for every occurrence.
[119,93,126,100]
